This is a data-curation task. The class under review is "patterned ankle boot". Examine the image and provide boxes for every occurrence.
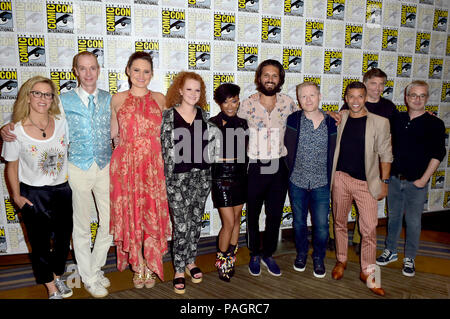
[215,250,231,282]
[227,244,238,278]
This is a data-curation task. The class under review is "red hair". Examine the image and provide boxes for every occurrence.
[165,71,208,110]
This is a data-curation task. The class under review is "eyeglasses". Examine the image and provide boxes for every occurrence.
[30,90,54,100]
[407,94,428,100]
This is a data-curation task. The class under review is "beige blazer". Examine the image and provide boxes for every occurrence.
[331,109,393,200]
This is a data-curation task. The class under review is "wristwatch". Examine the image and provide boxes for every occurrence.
[382,179,390,184]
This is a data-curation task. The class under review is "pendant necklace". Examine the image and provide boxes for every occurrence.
[29,115,50,138]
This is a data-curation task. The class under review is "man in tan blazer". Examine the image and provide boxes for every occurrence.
[330,81,392,296]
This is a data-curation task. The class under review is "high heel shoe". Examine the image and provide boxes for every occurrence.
[144,266,156,288]
[185,265,203,284]
[133,264,145,289]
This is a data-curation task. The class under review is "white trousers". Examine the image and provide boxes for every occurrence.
[69,162,112,285]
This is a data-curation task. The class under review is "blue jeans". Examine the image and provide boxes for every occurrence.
[385,176,428,259]
[288,182,330,260]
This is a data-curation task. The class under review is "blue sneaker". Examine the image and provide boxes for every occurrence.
[261,256,282,276]
[248,256,261,276]
[402,258,415,277]
[293,256,307,272]
[376,249,398,266]
[313,258,326,278]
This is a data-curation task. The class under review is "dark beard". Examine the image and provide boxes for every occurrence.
[257,82,281,96]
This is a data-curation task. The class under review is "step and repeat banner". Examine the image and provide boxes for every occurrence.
[0,0,449,255]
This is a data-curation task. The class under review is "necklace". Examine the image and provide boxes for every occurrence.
[28,115,50,138]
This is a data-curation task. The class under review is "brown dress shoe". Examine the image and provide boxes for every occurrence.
[331,261,347,280]
[360,272,385,296]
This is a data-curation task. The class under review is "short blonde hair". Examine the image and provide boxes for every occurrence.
[12,76,60,124]
[72,51,100,87]
[296,81,320,102]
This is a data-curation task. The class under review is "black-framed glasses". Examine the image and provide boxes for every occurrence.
[30,90,54,100]
[407,93,428,100]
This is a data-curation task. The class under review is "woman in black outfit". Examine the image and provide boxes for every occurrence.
[209,83,248,282]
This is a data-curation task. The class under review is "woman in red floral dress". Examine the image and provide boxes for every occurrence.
[110,52,171,288]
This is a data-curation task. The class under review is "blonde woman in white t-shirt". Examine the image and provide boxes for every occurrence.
[1,76,73,299]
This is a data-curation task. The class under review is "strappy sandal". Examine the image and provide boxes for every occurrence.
[185,266,203,284]
[144,267,156,288]
[173,277,186,294]
[133,264,145,289]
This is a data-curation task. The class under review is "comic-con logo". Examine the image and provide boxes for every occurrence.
[383,79,394,100]
[326,0,345,20]
[396,104,407,112]
[345,24,363,49]
[442,82,450,102]
[382,28,398,52]
[0,226,6,253]
[106,5,131,36]
[47,1,73,34]
[90,221,98,248]
[134,0,158,4]
[323,50,342,75]
[321,103,339,112]
[342,77,359,98]
[214,13,235,41]
[162,9,185,38]
[362,52,379,75]
[0,69,17,100]
[305,20,324,46]
[401,5,417,28]
[188,42,211,70]
[444,191,450,209]
[188,0,210,9]
[283,47,302,73]
[164,72,179,92]
[396,56,412,78]
[447,35,450,56]
[425,105,438,116]
[4,197,18,223]
[366,0,382,24]
[284,0,303,16]
[237,45,258,72]
[429,58,443,79]
[433,9,448,32]
[261,17,281,44]
[17,36,46,66]
[0,1,13,32]
[304,75,321,88]
[201,211,210,234]
[238,0,259,13]
[415,32,430,55]
[213,73,235,91]
[78,37,104,67]
[135,40,159,69]
[50,70,77,94]
[431,170,445,189]
[108,70,128,95]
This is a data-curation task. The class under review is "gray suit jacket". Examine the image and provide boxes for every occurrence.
[331,109,393,199]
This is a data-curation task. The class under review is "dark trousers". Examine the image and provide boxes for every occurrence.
[246,158,288,258]
[20,182,73,284]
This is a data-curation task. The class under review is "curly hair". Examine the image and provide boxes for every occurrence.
[12,76,61,124]
[165,71,208,110]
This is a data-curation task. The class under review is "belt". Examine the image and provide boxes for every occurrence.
[394,174,407,181]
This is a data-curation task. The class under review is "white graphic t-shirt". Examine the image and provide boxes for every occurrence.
[1,117,69,186]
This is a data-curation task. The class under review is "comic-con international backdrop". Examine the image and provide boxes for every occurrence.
[0,0,449,255]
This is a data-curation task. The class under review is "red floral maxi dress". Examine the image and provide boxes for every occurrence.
[110,91,171,280]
